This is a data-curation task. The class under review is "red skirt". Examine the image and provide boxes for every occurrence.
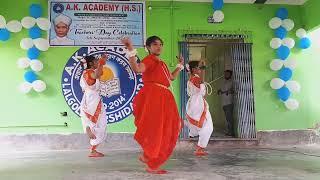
[133,83,181,169]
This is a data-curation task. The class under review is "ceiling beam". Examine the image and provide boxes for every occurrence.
[254,0,268,4]
[144,0,307,5]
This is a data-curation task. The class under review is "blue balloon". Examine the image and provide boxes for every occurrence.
[213,0,224,10]
[0,28,10,41]
[277,87,291,101]
[29,4,42,18]
[299,37,311,49]
[279,67,292,81]
[275,27,287,39]
[276,45,290,60]
[27,47,40,59]
[29,26,41,39]
[24,71,38,83]
[276,8,288,20]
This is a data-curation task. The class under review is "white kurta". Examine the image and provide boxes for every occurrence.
[50,36,75,46]
[186,76,213,148]
[221,79,233,106]
[80,72,107,146]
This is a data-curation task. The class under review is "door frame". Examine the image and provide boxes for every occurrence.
[178,38,256,140]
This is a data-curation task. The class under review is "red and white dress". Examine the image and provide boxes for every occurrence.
[80,69,107,146]
[186,75,213,148]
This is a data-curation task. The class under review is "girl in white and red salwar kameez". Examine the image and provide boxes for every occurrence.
[80,54,108,158]
[185,61,213,156]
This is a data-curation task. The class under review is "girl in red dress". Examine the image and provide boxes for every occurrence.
[122,36,184,174]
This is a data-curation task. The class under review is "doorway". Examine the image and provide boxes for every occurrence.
[179,35,256,140]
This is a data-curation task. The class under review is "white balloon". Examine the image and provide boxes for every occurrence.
[19,82,32,94]
[296,28,307,38]
[0,15,6,28]
[213,10,224,23]
[269,17,282,29]
[21,16,36,29]
[30,60,44,72]
[284,99,299,111]
[270,78,285,90]
[282,38,295,49]
[20,38,34,50]
[283,58,297,70]
[270,38,282,49]
[36,18,51,31]
[33,38,49,51]
[286,81,301,93]
[282,19,295,31]
[270,59,283,71]
[32,80,46,92]
[6,20,22,33]
[17,57,31,69]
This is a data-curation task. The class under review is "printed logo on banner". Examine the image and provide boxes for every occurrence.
[53,3,65,13]
[61,47,143,124]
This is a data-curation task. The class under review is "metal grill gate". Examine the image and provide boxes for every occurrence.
[230,43,256,139]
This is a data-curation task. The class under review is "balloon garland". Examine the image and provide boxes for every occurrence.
[1,4,51,94]
[269,8,311,110]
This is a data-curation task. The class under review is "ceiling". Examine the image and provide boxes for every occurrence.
[148,0,308,5]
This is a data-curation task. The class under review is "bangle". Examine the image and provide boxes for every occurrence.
[176,64,184,70]
[125,49,137,58]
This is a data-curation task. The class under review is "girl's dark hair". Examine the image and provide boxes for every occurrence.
[225,70,233,75]
[82,55,96,69]
[145,36,163,47]
[188,61,200,73]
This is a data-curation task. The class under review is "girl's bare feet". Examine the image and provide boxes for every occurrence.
[146,167,168,174]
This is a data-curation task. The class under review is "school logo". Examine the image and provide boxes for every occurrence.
[53,3,65,14]
[61,47,143,124]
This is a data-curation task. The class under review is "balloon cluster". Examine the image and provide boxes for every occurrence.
[212,0,224,23]
[268,8,300,111]
[296,28,311,49]
[0,15,22,41]
[17,4,51,94]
